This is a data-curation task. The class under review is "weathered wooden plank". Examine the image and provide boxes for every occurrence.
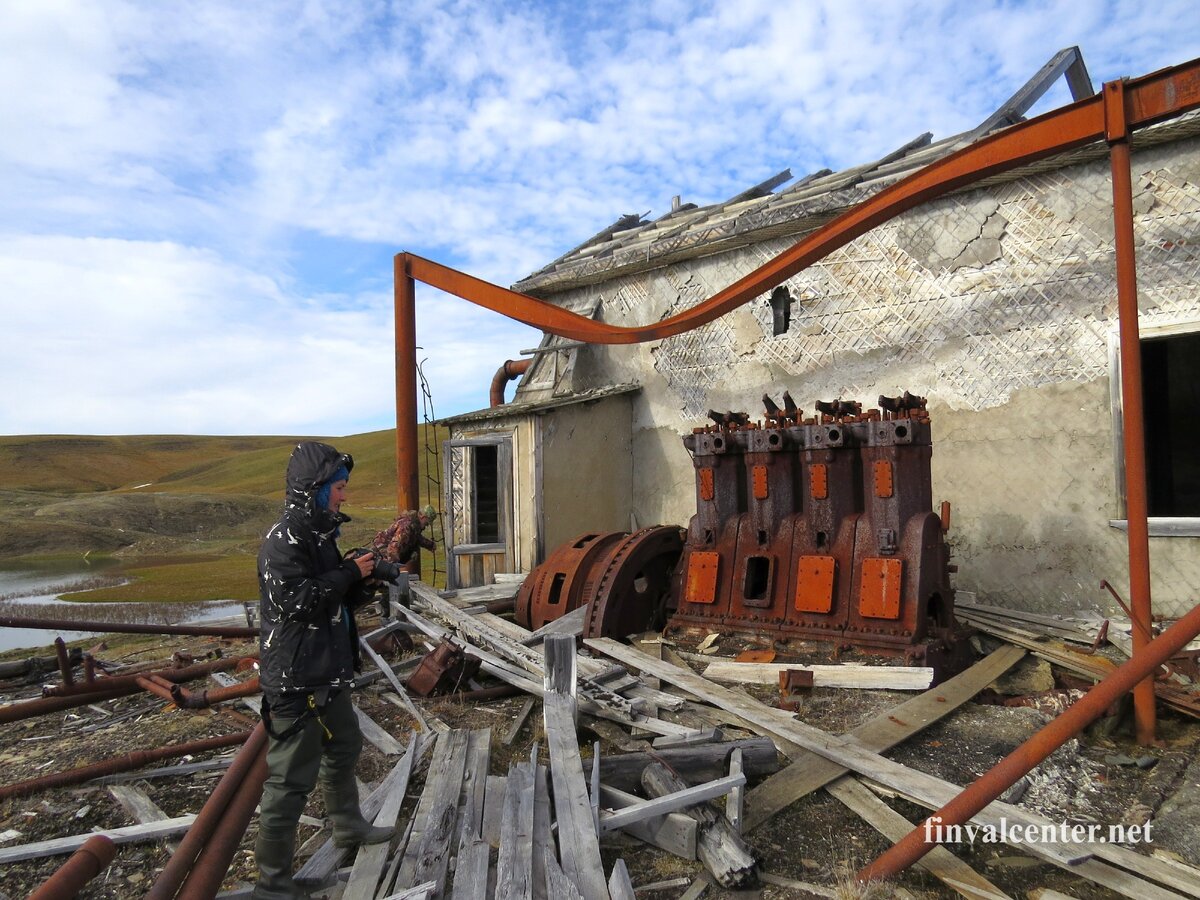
[450,731,493,900]
[107,783,178,852]
[354,705,405,755]
[829,777,1013,900]
[589,639,1191,900]
[359,636,429,732]
[726,748,744,833]
[502,697,537,745]
[89,756,234,785]
[531,763,551,900]
[641,763,756,890]
[696,658,933,690]
[296,739,431,887]
[607,860,636,900]
[0,816,196,863]
[652,728,723,748]
[342,734,425,900]
[597,784,697,860]
[495,754,536,900]
[543,849,585,900]
[394,729,471,895]
[743,644,1026,832]
[596,737,778,792]
[523,605,587,645]
[544,636,609,900]
[598,773,745,833]
[482,775,507,848]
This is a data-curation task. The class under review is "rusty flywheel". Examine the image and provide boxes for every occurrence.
[515,526,685,639]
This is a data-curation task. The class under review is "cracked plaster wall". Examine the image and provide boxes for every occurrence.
[539,136,1200,616]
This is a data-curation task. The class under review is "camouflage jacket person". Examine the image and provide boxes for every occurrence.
[257,441,373,714]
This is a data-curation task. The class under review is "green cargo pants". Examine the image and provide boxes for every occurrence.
[260,688,363,835]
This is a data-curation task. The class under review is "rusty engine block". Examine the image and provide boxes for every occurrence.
[669,392,969,670]
[515,391,970,674]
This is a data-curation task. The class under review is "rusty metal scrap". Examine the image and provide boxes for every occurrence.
[0,613,257,639]
[0,730,251,802]
[27,834,116,900]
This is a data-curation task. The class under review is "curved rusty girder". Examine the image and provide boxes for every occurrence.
[402,56,1200,344]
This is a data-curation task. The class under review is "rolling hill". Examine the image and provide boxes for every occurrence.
[0,426,448,601]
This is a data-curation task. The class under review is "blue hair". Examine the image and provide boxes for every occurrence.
[315,466,350,510]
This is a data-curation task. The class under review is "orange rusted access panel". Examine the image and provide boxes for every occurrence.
[860,557,904,619]
[810,463,828,499]
[685,551,721,604]
[752,464,769,500]
[698,468,715,501]
[794,555,836,613]
[873,460,894,498]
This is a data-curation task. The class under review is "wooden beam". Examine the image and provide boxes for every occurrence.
[598,773,745,834]
[743,644,1025,831]
[495,752,536,900]
[597,784,697,860]
[544,637,610,900]
[588,639,1194,900]
[829,777,1013,900]
[0,816,196,863]
[392,730,470,896]
[695,659,933,690]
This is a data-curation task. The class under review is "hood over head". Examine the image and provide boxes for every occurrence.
[284,441,355,522]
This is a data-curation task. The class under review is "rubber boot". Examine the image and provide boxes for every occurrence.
[322,775,393,849]
[251,831,311,900]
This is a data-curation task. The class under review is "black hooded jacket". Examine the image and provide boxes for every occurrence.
[257,441,370,705]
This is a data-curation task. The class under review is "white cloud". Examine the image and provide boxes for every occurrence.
[1,0,1198,434]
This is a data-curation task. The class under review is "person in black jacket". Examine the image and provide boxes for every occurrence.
[253,441,392,899]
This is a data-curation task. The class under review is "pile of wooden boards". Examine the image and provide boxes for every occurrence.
[373,579,1200,900]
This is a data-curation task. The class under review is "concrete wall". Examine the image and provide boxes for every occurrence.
[528,132,1200,617]
[539,395,634,552]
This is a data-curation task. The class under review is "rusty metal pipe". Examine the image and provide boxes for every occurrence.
[146,722,269,900]
[857,601,1200,885]
[395,255,421,579]
[54,637,74,687]
[489,358,532,407]
[174,740,270,900]
[27,834,116,900]
[0,684,134,724]
[0,730,251,802]
[171,676,261,710]
[1106,78,1157,745]
[0,614,257,639]
[44,657,249,697]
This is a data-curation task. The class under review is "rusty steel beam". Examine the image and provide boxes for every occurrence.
[146,722,269,900]
[394,254,422,579]
[1105,76,1157,745]
[396,57,1200,346]
[0,731,251,802]
[856,600,1200,885]
[0,614,258,639]
[27,834,116,900]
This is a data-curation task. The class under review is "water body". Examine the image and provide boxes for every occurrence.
[0,562,251,653]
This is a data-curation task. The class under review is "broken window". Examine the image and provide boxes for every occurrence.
[1111,323,1200,531]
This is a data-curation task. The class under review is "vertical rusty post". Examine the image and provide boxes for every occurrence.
[395,252,421,579]
[1105,77,1157,745]
[54,637,73,688]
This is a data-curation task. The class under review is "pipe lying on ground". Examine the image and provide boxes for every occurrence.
[0,684,135,725]
[27,834,116,900]
[857,601,1200,885]
[0,730,252,801]
[0,614,258,640]
[44,657,249,698]
[146,723,268,900]
[174,740,270,900]
[136,673,261,710]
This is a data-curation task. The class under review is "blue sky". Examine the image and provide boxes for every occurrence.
[2,0,1198,435]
